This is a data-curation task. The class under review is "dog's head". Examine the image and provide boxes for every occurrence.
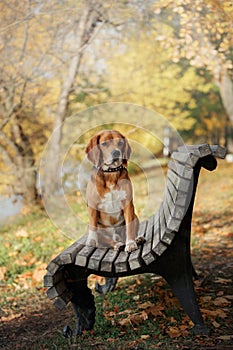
[85,130,131,169]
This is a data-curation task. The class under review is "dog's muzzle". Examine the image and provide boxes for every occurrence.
[111,149,121,161]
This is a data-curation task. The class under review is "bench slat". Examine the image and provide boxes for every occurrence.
[142,215,158,264]
[165,188,186,220]
[171,151,199,167]
[88,248,109,271]
[53,290,73,311]
[75,246,96,267]
[178,144,211,157]
[128,245,143,270]
[168,161,193,180]
[114,251,129,273]
[167,169,191,193]
[46,260,60,275]
[152,240,167,256]
[55,236,87,266]
[44,269,64,287]
[100,249,120,272]
[166,215,182,233]
[167,178,189,207]
[142,240,156,265]
[160,204,176,244]
[46,280,67,300]
[151,208,167,256]
[137,219,147,237]
[129,220,147,270]
[210,145,226,158]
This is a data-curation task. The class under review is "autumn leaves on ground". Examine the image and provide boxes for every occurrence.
[1,161,233,350]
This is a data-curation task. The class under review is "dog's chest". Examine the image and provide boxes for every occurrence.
[98,185,126,215]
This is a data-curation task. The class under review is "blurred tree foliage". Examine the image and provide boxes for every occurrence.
[0,0,232,204]
[152,0,233,124]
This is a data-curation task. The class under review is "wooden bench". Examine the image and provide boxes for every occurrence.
[44,144,226,337]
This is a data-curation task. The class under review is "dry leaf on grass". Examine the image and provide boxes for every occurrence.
[141,334,150,339]
[166,325,189,338]
[1,313,22,322]
[15,229,29,238]
[213,297,231,306]
[0,266,7,281]
[118,311,148,326]
[201,308,228,319]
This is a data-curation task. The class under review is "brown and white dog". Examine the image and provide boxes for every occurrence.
[85,130,139,252]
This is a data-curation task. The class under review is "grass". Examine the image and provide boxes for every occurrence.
[0,160,233,349]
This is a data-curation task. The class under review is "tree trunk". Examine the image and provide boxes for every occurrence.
[0,128,38,205]
[43,3,102,198]
[217,71,233,126]
[16,165,37,205]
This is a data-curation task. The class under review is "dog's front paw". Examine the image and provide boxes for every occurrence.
[86,230,98,247]
[136,236,146,245]
[125,239,138,252]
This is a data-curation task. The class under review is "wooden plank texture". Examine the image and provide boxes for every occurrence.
[210,145,226,159]
[141,215,157,265]
[44,270,64,287]
[152,207,167,256]
[165,190,186,220]
[46,260,60,275]
[87,248,108,271]
[161,201,176,244]
[129,220,148,270]
[53,290,73,311]
[171,151,199,167]
[114,251,129,273]
[168,161,193,179]
[46,280,67,300]
[178,144,211,157]
[100,249,120,272]
[54,235,87,266]
[167,178,190,207]
[167,169,191,193]
[75,246,96,267]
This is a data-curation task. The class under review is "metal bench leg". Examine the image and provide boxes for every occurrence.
[95,277,118,294]
[156,234,209,336]
[163,268,209,335]
[63,268,95,337]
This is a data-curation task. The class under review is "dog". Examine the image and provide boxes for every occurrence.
[85,130,139,252]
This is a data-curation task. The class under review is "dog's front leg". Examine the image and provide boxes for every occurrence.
[123,201,139,252]
[86,206,99,247]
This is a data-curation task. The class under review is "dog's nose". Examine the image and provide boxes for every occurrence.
[111,149,121,159]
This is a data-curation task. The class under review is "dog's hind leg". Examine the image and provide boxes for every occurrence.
[95,277,118,294]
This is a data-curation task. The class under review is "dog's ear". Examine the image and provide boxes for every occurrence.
[122,137,131,166]
[85,134,102,167]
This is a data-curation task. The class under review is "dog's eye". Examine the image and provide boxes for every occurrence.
[118,140,124,147]
[101,141,108,147]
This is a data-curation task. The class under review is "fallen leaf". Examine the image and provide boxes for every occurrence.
[138,301,154,309]
[212,320,220,328]
[118,311,148,326]
[214,278,231,284]
[217,335,233,341]
[0,266,7,281]
[1,313,22,322]
[166,326,183,338]
[141,334,150,339]
[213,297,231,306]
[15,229,29,238]
[201,308,227,319]
[32,263,47,284]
